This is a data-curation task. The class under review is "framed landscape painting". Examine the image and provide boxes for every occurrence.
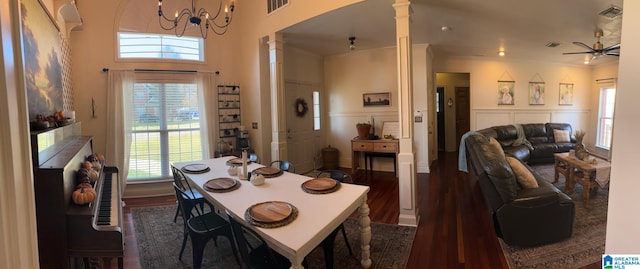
[363,92,391,107]
[21,0,64,119]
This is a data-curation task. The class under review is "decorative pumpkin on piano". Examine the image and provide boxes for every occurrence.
[72,183,97,205]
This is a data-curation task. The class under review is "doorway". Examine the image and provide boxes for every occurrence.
[435,73,471,152]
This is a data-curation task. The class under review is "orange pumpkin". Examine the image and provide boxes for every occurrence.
[72,183,96,205]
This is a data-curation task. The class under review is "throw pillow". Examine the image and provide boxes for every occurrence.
[506,156,538,189]
[488,137,505,158]
[553,129,570,143]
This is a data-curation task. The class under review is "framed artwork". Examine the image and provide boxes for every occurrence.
[559,83,574,105]
[21,0,64,119]
[363,92,391,107]
[529,82,545,105]
[497,81,515,105]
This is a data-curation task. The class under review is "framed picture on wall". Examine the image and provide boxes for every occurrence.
[21,0,64,119]
[559,83,574,105]
[363,92,391,107]
[529,82,545,105]
[497,81,515,105]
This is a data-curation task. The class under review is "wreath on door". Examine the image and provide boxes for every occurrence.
[294,98,309,117]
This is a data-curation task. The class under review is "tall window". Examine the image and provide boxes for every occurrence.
[596,86,616,149]
[313,91,320,130]
[128,76,203,181]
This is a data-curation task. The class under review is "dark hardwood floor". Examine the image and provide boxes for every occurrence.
[120,152,600,268]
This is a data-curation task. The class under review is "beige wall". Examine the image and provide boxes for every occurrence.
[434,57,594,138]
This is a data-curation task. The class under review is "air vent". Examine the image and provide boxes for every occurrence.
[599,5,622,18]
[546,42,561,48]
[267,0,289,14]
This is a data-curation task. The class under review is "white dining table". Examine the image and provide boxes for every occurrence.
[173,156,372,269]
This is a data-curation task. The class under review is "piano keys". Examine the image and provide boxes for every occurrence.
[31,124,123,269]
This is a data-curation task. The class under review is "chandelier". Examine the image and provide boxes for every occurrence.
[157,0,235,38]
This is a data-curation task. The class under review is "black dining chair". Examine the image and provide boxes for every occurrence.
[270,160,295,173]
[171,165,212,223]
[314,170,354,268]
[226,210,295,269]
[173,183,240,269]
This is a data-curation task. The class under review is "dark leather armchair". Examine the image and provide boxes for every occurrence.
[464,133,575,247]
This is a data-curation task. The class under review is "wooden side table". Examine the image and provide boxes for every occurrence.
[351,139,399,174]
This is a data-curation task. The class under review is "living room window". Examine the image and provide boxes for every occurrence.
[313,91,320,130]
[128,75,205,181]
[596,86,616,150]
[117,32,204,62]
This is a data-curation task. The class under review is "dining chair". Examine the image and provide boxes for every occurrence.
[173,183,240,269]
[270,160,295,173]
[226,210,295,269]
[171,165,212,223]
[314,169,354,267]
[315,169,353,184]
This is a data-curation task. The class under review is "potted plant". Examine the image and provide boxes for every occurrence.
[356,122,372,139]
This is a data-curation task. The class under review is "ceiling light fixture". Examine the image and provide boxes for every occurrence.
[157,0,235,38]
[441,26,451,32]
[349,36,356,50]
[498,51,505,56]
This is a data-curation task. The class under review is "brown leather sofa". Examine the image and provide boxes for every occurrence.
[463,131,575,247]
[477,123,575,164]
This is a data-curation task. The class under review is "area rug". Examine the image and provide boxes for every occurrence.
[501,164,608,269]
[132,205,416,269]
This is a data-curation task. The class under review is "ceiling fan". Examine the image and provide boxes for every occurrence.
[563,30,620,58]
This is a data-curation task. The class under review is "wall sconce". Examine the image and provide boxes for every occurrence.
[447,98,453,107]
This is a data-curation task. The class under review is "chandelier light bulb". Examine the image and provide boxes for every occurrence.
[158,0,236,38]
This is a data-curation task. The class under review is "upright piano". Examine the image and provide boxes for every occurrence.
[31,123,123,269]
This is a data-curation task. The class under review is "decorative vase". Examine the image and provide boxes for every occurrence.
[356,124,371,140]
[575,143,589,160]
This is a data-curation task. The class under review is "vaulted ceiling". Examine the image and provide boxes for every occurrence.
[280,0,624,66]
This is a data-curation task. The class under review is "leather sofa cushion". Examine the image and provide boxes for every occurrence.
[503,145,530,162]
[522,124,549,144]
[479,139,519,202]
[556,142,574,152]
[529,143,557,159]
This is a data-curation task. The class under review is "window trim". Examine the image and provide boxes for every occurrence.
[595,85,616,150]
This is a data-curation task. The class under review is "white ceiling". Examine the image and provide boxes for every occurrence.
[280,0,624,65]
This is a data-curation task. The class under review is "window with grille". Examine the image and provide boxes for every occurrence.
[267,0,289,14]
[596,86,616,149]
[118,32,204,61]
[128,76,204,181]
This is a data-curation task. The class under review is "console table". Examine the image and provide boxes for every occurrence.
[351,139,399,174]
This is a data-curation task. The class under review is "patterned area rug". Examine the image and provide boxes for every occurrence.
[132,205,415,269]
[501,164,608,269]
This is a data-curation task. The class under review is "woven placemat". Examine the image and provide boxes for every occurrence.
[181,164,210,174]
[244,203,298,228]
[226,158,252,167]
[252,167,283,178]
[203,178,241,193]
[301,180,341,194]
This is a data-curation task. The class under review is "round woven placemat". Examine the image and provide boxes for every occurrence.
[181,164,210,174]
[226,158,252,167]
[301,181,341,194]
[244,203,298,228]
[252,167,283,178]
[203,178,241,193]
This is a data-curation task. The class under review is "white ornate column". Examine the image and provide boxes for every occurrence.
[268,33,288,161]
[394,0,419,226]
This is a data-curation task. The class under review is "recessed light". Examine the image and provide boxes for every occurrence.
[498,51,505,56]
[441,26,451,32]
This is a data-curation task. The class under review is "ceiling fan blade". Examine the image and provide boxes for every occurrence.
[603,43,620,51]
[562,51,592,55]
[572,42,596,51]
[604,51,620,56]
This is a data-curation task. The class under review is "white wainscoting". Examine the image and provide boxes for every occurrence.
[472,108,590,132]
